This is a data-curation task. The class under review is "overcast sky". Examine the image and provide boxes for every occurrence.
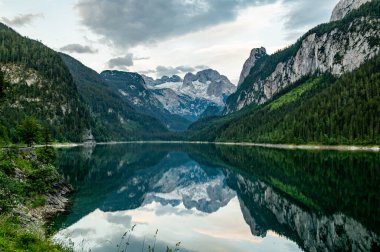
[0,0,339,83]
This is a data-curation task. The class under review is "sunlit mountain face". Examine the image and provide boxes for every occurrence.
[52,144,380,252]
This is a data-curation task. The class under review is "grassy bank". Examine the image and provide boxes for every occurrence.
[0,147,70,251]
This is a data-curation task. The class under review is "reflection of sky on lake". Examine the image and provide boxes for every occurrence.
[54,144,380,252]
[54,197,301,252]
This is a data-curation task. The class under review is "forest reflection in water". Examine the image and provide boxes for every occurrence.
[53,144,380,252]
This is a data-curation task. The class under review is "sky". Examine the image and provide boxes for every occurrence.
[0,0,340,84]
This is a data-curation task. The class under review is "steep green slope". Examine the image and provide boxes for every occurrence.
[226,0,380,112]
[0,23,91,143]
[60,54,168,141]
[190,53,380,145]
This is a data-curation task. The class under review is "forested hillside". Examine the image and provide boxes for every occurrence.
[226,0,380,112]
[0,23,91,143]
[60,54,168,141]
[190,53,380,145]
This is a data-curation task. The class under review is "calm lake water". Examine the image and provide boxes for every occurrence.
[52,144,380,252]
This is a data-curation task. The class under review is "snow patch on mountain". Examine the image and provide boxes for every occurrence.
[147,69,236,120]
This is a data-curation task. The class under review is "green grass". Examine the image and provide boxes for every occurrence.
[0,148,69,251]
[0,215,70,252]
[269,77,321,111]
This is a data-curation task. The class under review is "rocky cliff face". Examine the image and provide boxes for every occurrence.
[238,47,267,86]
[226,0,380,113]
[149,69,236,120]
[231,173,380,252]
[331,0,371,21]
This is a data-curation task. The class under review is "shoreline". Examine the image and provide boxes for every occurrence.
[39,141,380,152]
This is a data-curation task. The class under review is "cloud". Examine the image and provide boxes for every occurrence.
[1,13,43,27]
[133,56,150,60]
[195,65,210,70]
[140,69,156,75]
[147,65,211,77]
[60,44,98,54]
[282,0,339,39]
[155,65,197,77]
[175,66,196,72]
[75,0,275,49]
[75,0,340,48]
[107,53,134,69]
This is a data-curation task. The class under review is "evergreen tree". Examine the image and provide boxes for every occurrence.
[16,117,42,146]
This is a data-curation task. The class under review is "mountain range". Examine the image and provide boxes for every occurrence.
[0,0,379,145]
[147,69,235,121]
[189,0,380,145]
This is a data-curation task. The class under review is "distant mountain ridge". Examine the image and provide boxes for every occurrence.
[100,70,191,131]
[148,69,236,121]
[60,54,168,140]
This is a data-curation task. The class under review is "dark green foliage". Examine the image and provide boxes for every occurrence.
[59,53,168,141]
[227,0,380,111]
[26,164,60,194]
[190,53,380,145]
[36,147,57,164]
[199,104,223,118]
[0,148,60,212]
[0,70,6,99]
[0,22,91,143]
[15,117,42,146]
[211,145,380,234]
[0,147,68,251]
[0,215,69,251]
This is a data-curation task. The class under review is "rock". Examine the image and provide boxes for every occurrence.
[231,173,380,252]
[82,129,95,143]
[149,69,236,120]
[330,0,371,22]
[238,47,267,86]
[29,180,73,219]
[227,15,380,112]
[183,72,197,88]
[14,168,26,181]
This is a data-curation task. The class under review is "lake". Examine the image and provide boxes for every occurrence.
[52,143,380,252]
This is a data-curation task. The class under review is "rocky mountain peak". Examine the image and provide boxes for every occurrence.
[183,72,198,87]
[238,47,267,86]
[183,69,232,86]
[148,68,236,121]
[195,69,221,83]
[330,0,371,22]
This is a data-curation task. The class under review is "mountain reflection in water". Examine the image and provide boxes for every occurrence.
[52,144,380,252]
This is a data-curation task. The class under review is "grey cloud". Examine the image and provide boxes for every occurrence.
[134,56,150,60]
[140,69,156,75]
[156,66,181,77]
[283,0,339,39]
[175,66,196,72]
[195,65,210,70]
[108,54,134,69]
[60,44,98,54]
[75,0,275,48]
[76,0,340,48]
[1,13,43,27]
[156,65,197,77]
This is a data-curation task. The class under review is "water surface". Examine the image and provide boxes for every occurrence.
[53,144,380,252]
